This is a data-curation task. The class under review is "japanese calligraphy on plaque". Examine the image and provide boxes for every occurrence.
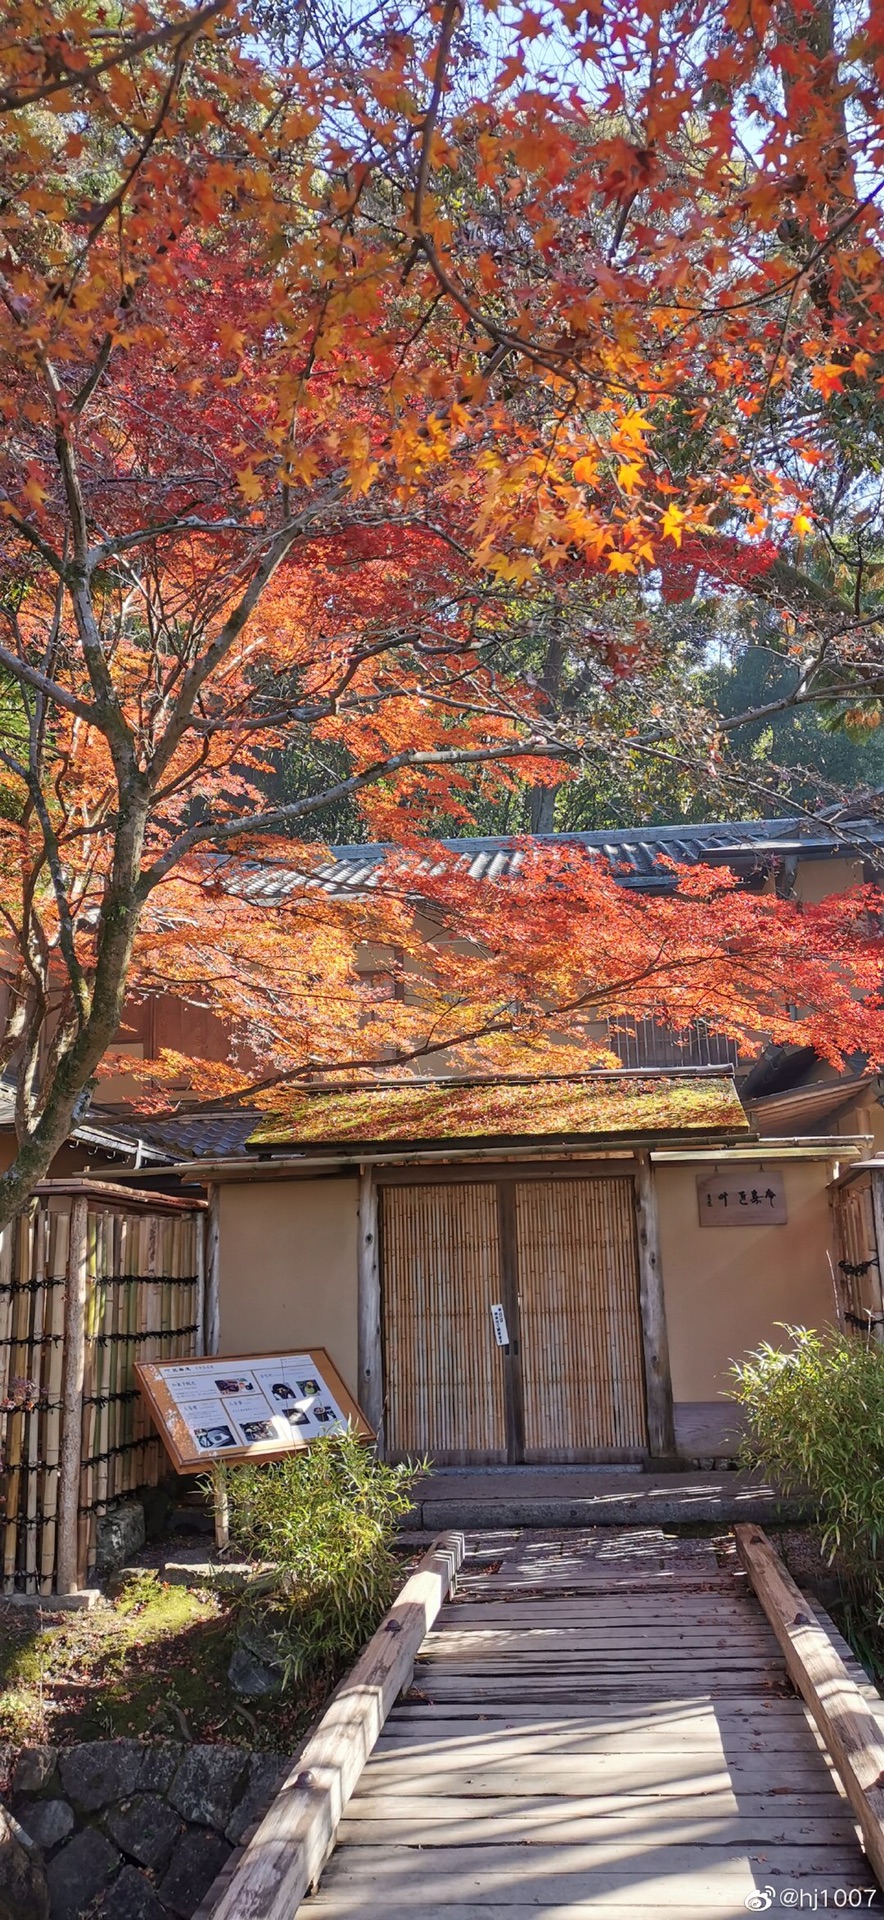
[696,1169,787,1227]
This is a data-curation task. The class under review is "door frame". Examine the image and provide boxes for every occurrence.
[365,1157,675,1463]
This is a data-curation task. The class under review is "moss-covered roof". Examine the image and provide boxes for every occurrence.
[247,1074,749,1152]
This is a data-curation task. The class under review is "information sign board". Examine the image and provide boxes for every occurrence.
[135,1348,373,1473]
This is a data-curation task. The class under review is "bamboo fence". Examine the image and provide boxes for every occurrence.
[0,1180,206,1594]
[830,1164,884,1340]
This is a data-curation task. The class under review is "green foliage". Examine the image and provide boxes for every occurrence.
[705,641,884,802]
[223,1428,424,1684]
[731,1326,884,1576]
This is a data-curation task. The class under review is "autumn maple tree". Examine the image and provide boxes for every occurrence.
[3,0,884,1222]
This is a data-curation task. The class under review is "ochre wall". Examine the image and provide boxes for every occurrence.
[217,1177,360,1394]
[656,1158,838,1402]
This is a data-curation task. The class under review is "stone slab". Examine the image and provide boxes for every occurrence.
[0,1803,49,1920]
[100,1862,167,1920]
[411,1469,812,1531]
[158,1828,232,1917]
[2,1590,101,1611]
[45,1828,121,1920]
[168,1746,249,1830]
[224,1752,289,1847]
[104,1792,183,1871]
[59,1740,143,1813]
[16,1796,74,1853]
[12,1746,58,1794]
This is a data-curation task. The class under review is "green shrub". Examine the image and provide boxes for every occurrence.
[731,1325,884,1575]
[220,1427,424,1684]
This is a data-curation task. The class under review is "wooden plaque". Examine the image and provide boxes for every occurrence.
[697,1168,787,1227]
[135,1348,374,1474]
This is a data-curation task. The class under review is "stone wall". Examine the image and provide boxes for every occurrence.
[5,1740,288,1920]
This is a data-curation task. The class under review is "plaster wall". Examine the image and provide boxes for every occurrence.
[217,1176,360,1395]
[794,855,863,904]
[656,1158,837,1404]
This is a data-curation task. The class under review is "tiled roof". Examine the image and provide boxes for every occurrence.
[89,1110,260,1161]
[222,815,884,900]
[247,1072,749,1152]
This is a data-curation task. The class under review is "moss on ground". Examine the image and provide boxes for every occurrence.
[0,1571,324,1749]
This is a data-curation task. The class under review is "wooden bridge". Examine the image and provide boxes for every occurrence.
[206,1527,884,1920]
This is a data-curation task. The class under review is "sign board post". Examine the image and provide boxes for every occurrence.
[212,1464,230,1552]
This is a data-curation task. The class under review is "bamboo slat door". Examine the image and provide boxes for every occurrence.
[380,1175,648,1465]
[382,1184,507,1464]
[515,1178,648,1461]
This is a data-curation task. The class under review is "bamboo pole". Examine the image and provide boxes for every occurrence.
[24,1205,43,1592]
[0,1217,14,1406]
[206,1186,220,1354]
[134,1213,151,1482]
[40,1205,69,1593]
[145,1213,160,1485]
[125,1212,138,1492]
[78,1206,100,1582]
[107,1211,121,1506]
[57,1196,89,1596]
[94,1213,110,1539]
[194,1208,206,1354]
[0,1216,15,1593]
[3,1215,32,1589]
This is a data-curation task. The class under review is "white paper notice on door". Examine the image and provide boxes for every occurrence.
[490,1303,510,1347]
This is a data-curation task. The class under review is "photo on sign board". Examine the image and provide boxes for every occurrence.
[239,1418,278,1444]
[215,1376,257,1395]
[297,1377,321,1397]
[285,1407,310,1427]
[217,1390,276,1437]
[194,1424,237,1451]
[175,1395,232,1436]
[251,1361,313,1403]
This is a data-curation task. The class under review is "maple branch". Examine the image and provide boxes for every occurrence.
[87,516,249,568]
[0,640,100,724]
[22,730,91,1030]
[139,734,576,891]
[148,517,325,782]
[0,497,66,577]
[0,0,232,113]
[412,0,461,234]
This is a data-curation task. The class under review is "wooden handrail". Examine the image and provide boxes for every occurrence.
[203,1529,465,1920]
[734,1522,884,1890]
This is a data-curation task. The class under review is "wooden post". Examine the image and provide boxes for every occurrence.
[213,1464,230,1552]
[634,1153,676,1459]
[205,1185,221,1356]
[57,1195,89,1595]
[357,1165,383,1444]
[867,1167,884,1342]
[735,1522,884,1891]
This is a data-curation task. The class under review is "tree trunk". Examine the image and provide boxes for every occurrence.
[526,627,566,833]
